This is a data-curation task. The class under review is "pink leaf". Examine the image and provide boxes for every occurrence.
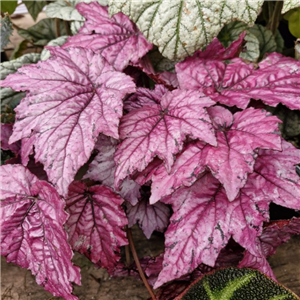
[65,181,128,272]
[124,84,169,112]
[193,32,246,60]
[239,218,300,279]
[143,255,164,286]
[1,47,135,196]
[0,123,21,154]
[154,172,268,288]
[149,141,207,204]
[84,135,117,186]
[114,89,217,187]
[63,2,153,71]
[239,247,276,279]
[149,106,282,203]
[133,157,163,186]
[176,53,300,109]
[262,218,300,256]
[133,56,179,89]
[126,197,171,239]
[0,164,80,300]
[203,106,282,201]
[252,139,300,209]
[84,134,140,205]
[111,255,164,286]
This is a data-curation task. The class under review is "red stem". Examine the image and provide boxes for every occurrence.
[126,227,157,300]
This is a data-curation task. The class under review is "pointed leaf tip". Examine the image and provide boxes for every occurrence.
[114,89,216,187]
[0,164,80,299]
[155,172,268,288]
[205,106,282,201]
[65,181,128,271]
[1,47,135,196]
[176,52,300,110]
[64,2,153,71]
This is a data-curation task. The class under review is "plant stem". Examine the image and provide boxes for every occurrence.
[64,20,71,36]
[267,0,283,34]
[65,0,72,7]
[124,226,131,266]
[267,1,274,21]
[55,18,61,37]
[295,39,300,60]
[126,227,157,300]
[125,245,131,266]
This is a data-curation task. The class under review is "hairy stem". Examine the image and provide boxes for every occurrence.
[127,227,156,300]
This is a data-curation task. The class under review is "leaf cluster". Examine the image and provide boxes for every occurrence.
[1,1,300,299]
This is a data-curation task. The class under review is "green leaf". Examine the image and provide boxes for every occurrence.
[284,8,300,38]
[218,21,260,62]
[45,0,108,34]
[0,53,40,112]
[10,40,29,60]
[295,39,300,60]
[0,1,18,15]
[178,268,300,300]
[282,0,300,14]
[45,0,108,21]
[40,35,68,60]
[1,52,41,80]
[23,1,47,21]
[18,18,67,46]
[109,0,264,60]
[70,20,84,35]
[1,15,13,51]
[148,47,177,72]
[274,29,284,53]
[1,149,15,164]
[1,88,26,111]
[219,22,284,61]
[248,24,277,60]
[46,0,84,21]
[1,110,15,124]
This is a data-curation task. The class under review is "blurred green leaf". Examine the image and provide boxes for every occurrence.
[284,8,300,38]
[274,29,284,53]
[0,1,18,15]
[40,35,68,60]
[23,0,47,21]
[10,40,29,60]
[18,18,67,46]
[248,24,277,60]
[1,149,16,165]
[1,15,13,51]
[1,53,41,113]
[218,21,260,62]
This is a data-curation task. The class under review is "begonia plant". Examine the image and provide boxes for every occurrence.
[1,1,300,299]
